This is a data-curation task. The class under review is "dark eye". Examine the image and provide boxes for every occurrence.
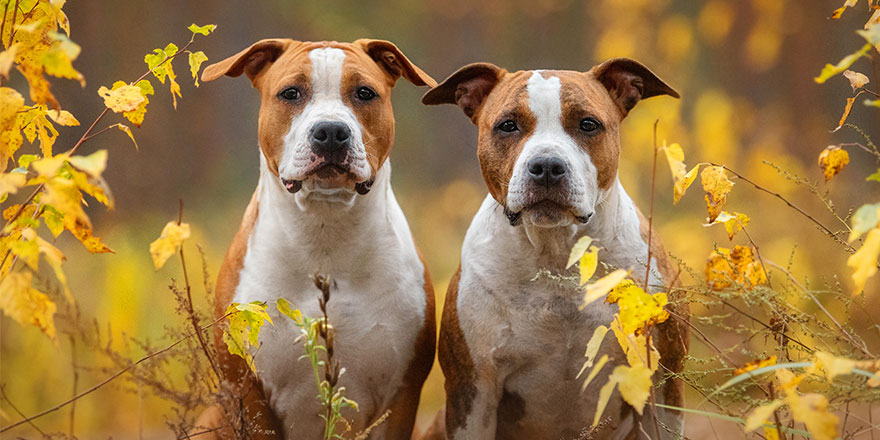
[278,87,301,101]
[579,117,601,133]
[497,120,518,133]
[356,86,377,101]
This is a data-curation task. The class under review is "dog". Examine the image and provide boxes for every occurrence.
[194,38,437,439]
[420,59,690,439]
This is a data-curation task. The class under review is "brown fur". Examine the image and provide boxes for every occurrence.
[436,267,476,434]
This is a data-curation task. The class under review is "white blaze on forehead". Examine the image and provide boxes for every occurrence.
[309,47,346,99]
[527,71,563,132]
[278,46,371,184]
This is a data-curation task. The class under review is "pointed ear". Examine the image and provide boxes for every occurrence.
[356,39,437,88]
[591,58,680,116]
[422,62,505,121]
[201,39,293,84]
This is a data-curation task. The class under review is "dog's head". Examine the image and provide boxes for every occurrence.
[423,59,678,228]
[203,39,435,195]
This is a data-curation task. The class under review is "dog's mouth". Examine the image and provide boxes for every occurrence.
[281,163,373,195]
[505,200,591,227]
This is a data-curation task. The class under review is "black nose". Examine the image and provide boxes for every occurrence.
[310,121,351,154]
[527,156,567,185]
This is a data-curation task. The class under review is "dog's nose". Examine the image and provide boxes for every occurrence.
[310,121,351,154]
[527,156,567,185]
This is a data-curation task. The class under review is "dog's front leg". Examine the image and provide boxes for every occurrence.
[444,364,504,440]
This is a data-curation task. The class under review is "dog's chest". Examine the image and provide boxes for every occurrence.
[231,202,426,438]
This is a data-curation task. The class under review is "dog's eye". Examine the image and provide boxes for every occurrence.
[278,87,301,101]
[497,120,518,133]
[356,86,377,101]
[579,117,601,133]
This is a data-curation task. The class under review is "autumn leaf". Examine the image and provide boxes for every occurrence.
[809,352,857,381]
[0,271,57,340]
[42,32,84,86]
[188,51,208,87]
[815,44,872,84]
[706,211,750,240]
[581,269,629,309]
[609,318,659,371]
[662,143,701,204]
[123,79,153,127]
[19,105,59,157]
[744,400,783,432]
[843,70,869,91]
[188,23,218,36]
[0,45,17,79]
[145,43,182,108]
[580,354,609,391]
[830,0,859,19]
[706,245,767,290]
[0,172,26,202]
[46,109,79,126]
[591,364,653,427]
[223,301,272,372]
[701,165,734,222]
[149,221,191,270]
[69,219,112,253]
[606,280,669,335]
[819,145,850,181]
[735,356,777,376]
[16,228,70,302]
[276,297,303,325]
[567,235,593,268]
[847,227,880,294]
[98,82,145,113]
[832,96,859,133]
[0,87,25,170]
[582,325,608,369]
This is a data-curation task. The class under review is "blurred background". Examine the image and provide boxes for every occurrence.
[2,0,879,438]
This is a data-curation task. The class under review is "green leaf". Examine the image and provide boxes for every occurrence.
[223,301,272,371]
[188,51,208,87]
[188,23,217,36]
[865,98,880,108]
[867,168,880,183]
[856,25,880,45]
[850,203,880,242]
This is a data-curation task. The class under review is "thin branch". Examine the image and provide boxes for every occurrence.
[0,384,47,436]
[0,312,233,433]
[6,0,19,49]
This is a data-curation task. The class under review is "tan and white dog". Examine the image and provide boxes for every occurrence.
[195,39,437,439]
[421,59,689,439]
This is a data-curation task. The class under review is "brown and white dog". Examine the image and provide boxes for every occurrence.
[195,39,437,439]
[421,60,689,439]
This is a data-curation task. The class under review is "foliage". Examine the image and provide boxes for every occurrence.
[0,0,216,342]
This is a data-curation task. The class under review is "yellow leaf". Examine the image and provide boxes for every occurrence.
[610,281,669,335]
[19,105,59,157]
[763,427,780,440]
[609,318,660,371]
[582,325,608,369]
[68,150,107,178]
[610,364,653,415]
[818,146,850,181]
[144,44,182,109]
[46,109,79,126]
[701,165,734,222]
[42,32,84,86]
[30,152,69,178]
[662,143,701,204]
[830,0,859,19]
[188,50,208,87]
[98,83,145,113]
[788,393,839,440]
[223,301,272,372]
[734,355,777,376]
[706,245,767,290]
[581,269,629,309]
[43,176,89,229]
[706,211,750,240]
[17,227,71,302]
[0,45,17,79]
[810,352,856,381]
[276,298,302,325]
[0,87,25,170]
[68,219,112,253]
[579,246,600,285]
[149,221,191,270]
[113,123,138,150]
[744,400,783,432]
[567,235,593,268]
[843,70,869,92]
[815,44,872,84]
[580,354,609,390]
[0,172,26,201]
[188,23,217,36]
[0,271,57,340]
[123,79,153,127]
[592,372,618,428]
[847,227,880,294]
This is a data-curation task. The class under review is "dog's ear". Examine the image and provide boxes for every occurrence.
[422,62,505,121]
[357,39,437,88]
[201,39,293,84]
[591,58,680,117]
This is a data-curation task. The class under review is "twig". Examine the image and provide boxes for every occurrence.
[0,311,234,433]
[69,335,78,437]
[0,384,46,436]
[711,163,857,254]
[767,260,872,357]
[6,0,19,49]
[644,119,663,440]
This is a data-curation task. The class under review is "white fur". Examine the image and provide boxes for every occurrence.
[233,155,427,438]
[506,71,596,224]
[278,47,372,184]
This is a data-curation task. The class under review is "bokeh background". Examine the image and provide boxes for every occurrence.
[2,0,879,438]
